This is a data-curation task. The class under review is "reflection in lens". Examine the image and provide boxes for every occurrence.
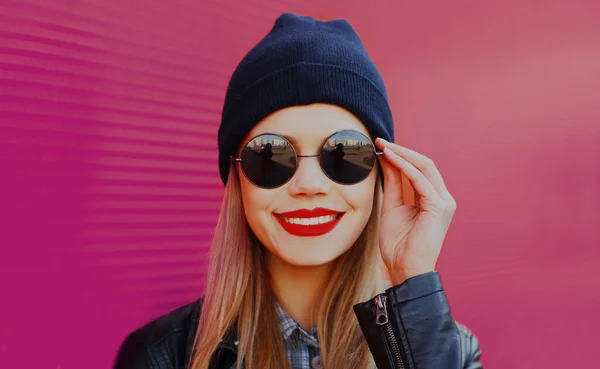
[321,130,375,184]
[240,134,296,188]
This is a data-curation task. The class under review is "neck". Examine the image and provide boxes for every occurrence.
[267,253,332,332]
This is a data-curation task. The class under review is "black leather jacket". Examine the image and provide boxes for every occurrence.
[114,272,482,369]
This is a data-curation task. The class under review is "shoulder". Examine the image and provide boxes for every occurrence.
[455,321,483,369]
[113,298,203,369]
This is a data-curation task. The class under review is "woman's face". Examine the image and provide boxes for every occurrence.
[237,103,378,267]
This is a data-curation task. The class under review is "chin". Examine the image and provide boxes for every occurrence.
[257,216,364,267]
[274,237,352,267]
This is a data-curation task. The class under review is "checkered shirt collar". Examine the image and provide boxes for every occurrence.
[275,303,320,347]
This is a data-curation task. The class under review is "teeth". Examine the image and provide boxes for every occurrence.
[280,214,338,225]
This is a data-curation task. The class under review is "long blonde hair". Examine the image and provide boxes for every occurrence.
[189,164,385,369]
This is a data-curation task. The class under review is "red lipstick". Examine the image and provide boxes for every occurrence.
[275,208,344,237]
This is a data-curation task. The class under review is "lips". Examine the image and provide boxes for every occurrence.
[275,208,345,237]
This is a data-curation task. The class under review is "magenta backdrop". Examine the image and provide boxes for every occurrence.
[1,1,599,368]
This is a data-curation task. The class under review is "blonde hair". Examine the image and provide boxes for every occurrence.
[189,164,385,369]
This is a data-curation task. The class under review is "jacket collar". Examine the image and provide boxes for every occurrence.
[218,321,239,353]
[184,298,239,367]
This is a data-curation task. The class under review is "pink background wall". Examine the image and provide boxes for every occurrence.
[1,1,599,368]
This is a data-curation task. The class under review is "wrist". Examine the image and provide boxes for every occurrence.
[390,268,435,286]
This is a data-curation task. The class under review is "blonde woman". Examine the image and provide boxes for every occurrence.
[114,12,482,369]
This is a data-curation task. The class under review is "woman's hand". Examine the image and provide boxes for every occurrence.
[375,138,457,286]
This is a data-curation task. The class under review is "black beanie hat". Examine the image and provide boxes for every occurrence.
[217,12,394,185]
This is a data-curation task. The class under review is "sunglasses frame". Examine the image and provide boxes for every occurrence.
[231,129,383,189]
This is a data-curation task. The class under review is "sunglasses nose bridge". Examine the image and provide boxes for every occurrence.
[294,154,325,177]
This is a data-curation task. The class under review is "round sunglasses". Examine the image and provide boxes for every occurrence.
[231,130,383,189]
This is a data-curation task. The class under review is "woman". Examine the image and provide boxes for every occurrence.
[114,12,482,369]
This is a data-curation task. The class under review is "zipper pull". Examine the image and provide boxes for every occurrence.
[375,294,388,325]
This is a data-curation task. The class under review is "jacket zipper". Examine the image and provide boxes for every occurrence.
[375,294,405,369]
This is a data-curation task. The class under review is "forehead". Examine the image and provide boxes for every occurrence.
[244,103,370,147]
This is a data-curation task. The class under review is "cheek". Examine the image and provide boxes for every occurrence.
[345,173,377,214]
[240,178,267,217]
[239,178,278,238]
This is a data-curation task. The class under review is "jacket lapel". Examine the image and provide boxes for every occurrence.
[184,298,240,369]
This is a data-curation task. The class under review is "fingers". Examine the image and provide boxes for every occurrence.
[376,138,454,203]
[379,148,404,207]
[382,147,442,205]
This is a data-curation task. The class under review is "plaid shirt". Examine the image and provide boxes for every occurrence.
[275,303,323,369]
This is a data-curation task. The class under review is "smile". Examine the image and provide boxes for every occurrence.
[279,214,340,225]
[274,208,345,237]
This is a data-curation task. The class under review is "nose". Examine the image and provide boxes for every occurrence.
[287,156,330,197]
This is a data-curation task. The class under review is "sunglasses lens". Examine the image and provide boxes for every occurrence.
[240,134,296,188]
[321,130,376,184]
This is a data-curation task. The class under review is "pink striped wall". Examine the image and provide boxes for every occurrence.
[1,1,599,368]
